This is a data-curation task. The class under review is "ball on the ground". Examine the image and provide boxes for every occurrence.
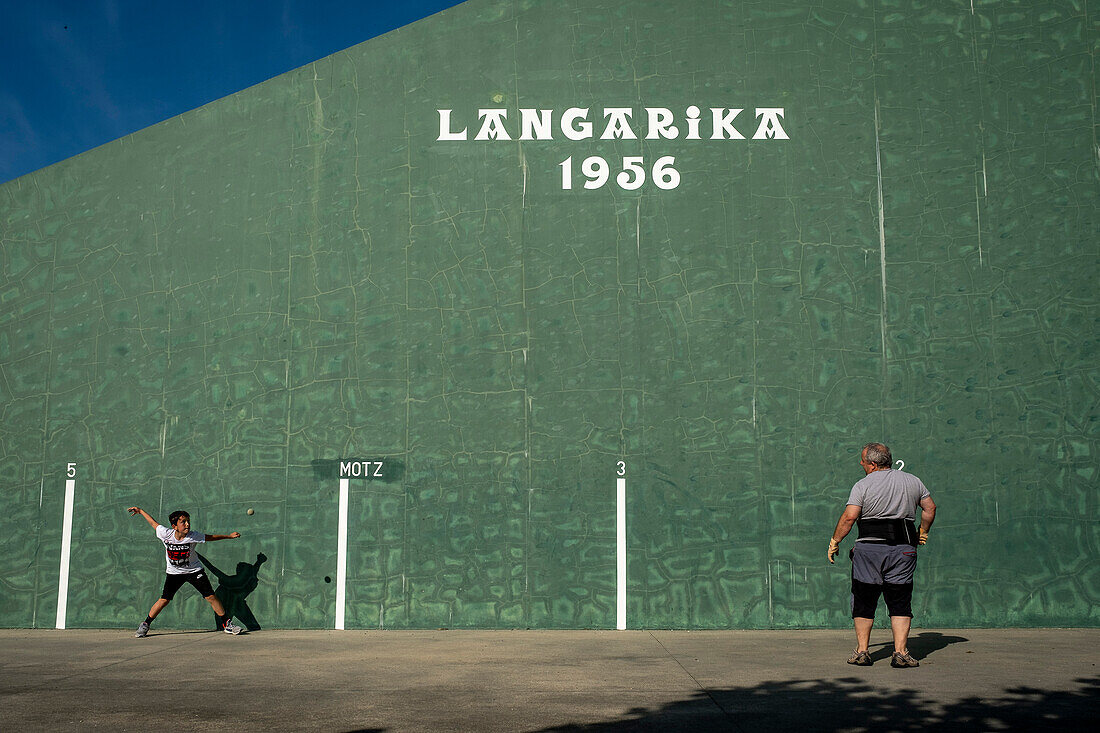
[247,508,254,515]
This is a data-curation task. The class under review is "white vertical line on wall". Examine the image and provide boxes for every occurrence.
[874,101,890,435]
[55,479,76,629]
[617,477,627,630]
[336,478,349,630]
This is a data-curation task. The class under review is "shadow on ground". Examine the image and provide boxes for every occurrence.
[867,630,970,663]
[536,675,1100,732]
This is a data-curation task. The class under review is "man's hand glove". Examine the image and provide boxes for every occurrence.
[828,538,840,564]
[918,527,929,546]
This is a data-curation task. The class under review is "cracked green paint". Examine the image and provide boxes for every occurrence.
[1,0,1097,630]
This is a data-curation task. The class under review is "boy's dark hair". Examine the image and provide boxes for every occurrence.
[168,511,190,526]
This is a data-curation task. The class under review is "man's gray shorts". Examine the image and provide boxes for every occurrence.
[850,541,917,618]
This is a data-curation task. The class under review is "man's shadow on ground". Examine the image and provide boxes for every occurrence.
[869,631,969,662]
[198,552,267,631]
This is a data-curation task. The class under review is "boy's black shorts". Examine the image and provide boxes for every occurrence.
[161,570,215,600]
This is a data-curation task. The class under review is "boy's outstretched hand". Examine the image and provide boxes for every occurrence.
[128,506,159,529]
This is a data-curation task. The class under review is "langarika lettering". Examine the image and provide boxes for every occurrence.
[436,105,788,191]
[437,106,788,142]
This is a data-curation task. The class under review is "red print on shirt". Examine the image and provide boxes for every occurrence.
[166,543,191,566]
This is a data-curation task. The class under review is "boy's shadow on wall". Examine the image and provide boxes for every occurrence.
[199,552,267,631]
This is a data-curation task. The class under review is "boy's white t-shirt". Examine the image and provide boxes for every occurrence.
[156,525,205,574]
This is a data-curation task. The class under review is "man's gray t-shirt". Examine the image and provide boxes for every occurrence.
[846,469,930,541]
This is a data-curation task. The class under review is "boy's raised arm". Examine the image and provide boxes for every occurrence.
[127,507,159,530]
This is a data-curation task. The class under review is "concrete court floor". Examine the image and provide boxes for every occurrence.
[1,628,1096,731]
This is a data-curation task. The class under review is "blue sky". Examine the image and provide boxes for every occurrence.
[0,0,463,184]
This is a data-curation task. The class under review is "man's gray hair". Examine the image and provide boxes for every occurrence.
[862,443,892,468]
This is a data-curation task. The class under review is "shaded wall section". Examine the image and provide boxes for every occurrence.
[1,0,1097,629]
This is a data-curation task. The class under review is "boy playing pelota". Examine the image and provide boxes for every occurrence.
[127,507,244,636]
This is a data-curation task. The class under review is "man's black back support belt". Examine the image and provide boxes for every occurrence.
[857,518,918,545]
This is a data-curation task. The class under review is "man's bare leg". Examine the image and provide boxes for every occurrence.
[854,617,873,652]
[891,615,911,653]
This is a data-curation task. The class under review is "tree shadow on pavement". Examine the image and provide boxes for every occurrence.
[535,675,1100,732]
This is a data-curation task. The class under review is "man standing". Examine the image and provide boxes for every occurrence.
[828,443,936,667]
[128,507,245,637]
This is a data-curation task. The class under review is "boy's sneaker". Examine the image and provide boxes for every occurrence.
[891,650,919,668]
[222,620,244,635]
[134,621,150,638]
[846,650,872,666]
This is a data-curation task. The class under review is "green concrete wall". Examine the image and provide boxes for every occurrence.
[1,0,1097,630]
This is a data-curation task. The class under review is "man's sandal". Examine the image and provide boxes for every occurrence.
[891,650,919,668]
[847,650,872,666]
